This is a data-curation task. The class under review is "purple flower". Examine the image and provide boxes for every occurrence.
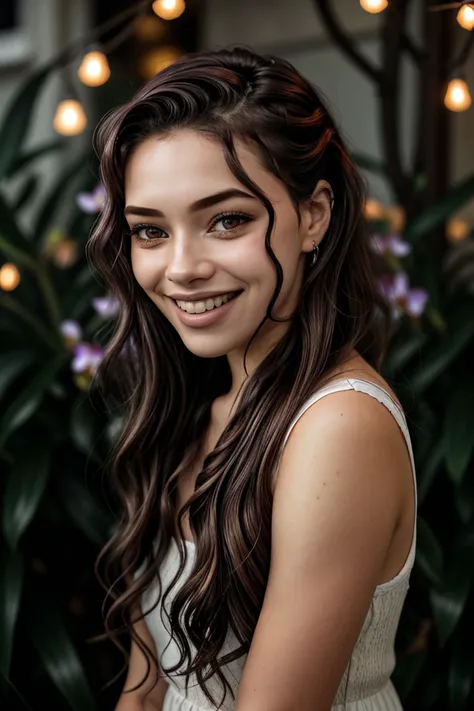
[92,295,120,319]
[377,272,428,319]
[71,342,104,375]
[371,234,412,258]
[76,184,106,214]
[60,320,82,344]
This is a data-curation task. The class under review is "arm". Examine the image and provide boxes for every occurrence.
[115,614,169,711]
[235,390,410,711]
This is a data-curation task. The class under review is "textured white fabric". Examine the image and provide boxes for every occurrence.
[141,378,417,710]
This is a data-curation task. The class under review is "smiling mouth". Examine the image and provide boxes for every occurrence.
[173,291,243,314]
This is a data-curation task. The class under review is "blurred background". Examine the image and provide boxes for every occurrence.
[1,1,474,710]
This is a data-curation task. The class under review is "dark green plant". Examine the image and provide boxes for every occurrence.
[0,68,122,711]
[2,39,474,711]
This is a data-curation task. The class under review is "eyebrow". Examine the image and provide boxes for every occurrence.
[124,188,257,218]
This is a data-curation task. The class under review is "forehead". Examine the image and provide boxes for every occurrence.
[124,128,284,207]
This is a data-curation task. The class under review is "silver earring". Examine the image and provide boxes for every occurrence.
[310,241,319,267]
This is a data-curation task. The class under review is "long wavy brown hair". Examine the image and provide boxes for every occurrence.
[88,46,392,709]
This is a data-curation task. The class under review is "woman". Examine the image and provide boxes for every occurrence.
[88,47,416,711]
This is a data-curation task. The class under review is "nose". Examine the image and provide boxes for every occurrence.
[164,236,215,284]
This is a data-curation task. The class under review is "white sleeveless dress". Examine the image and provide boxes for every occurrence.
[141,377,417,711]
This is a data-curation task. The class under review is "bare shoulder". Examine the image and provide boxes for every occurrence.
[272,378,410,562]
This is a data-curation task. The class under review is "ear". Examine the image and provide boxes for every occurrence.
[300,180,334,255]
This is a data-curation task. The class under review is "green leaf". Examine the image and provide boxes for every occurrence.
[0,548,24,677]
[416,516,443,586]
[3,443,52,549]
[29,598,98,711]
[0,190,36,265]
[35,154,90,242]
[0,350,38,400]
[443,380,474,485]
[12,174,40,212]
[70,395,101,459]
[448,625,474,711]
[0,354,67,449]
[5,140,65,178]
[430,527,474,647]
[418,439,445,504]
[59,473,114,546]
[385,332,428,377]
[405,172,474,244]
[410,313,474,393]
[0,66,53,178]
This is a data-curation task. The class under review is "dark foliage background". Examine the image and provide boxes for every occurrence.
[1,1,474,709]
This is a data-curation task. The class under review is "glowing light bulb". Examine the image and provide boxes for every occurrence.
[134,15,166,40]
[360,0,388,13]
[0,263,20,291]
[447,218,470,243]
[444,78,472,112]
[139,46,183,79]
[364,198,386,220]
[78,50,111,87]
[457,4,474,30]
[53,99,87,136]
[152,0,185,21]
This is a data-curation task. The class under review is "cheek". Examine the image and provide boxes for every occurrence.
[130,247,162,292]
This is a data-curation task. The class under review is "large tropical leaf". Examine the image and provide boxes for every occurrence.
[58,471,114,546]
[0,190,36,264]
[29,598,99,711]
[448,623,474,710]
[0,354,67,449]
[5,140,65,178]
[404,173,474,244]
[0,548,24,677]
[35,154,91,242]
[443,380,474,485]
[0,66,53,179]
[416,516,443,586]
[0,351,38,401]
[3,443,52,549]
[409,308,474,393]
[430,526,474,647]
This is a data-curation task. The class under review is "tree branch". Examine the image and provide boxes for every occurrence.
[378,0,413,206]
[313,0,382,83]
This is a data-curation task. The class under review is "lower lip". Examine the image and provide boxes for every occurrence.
[171,292,242,328]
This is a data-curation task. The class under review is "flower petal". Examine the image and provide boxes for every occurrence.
[92,295,120,318]
[60,320,82,342]
[76,193,99,214]
[406,289,429,317]
[387,234,412,257]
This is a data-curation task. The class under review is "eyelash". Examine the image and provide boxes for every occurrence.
[128,211,254,246]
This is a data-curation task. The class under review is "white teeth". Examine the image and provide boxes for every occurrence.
[176,292,237,314]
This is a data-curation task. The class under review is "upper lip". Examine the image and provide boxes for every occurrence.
[168,290,241,301]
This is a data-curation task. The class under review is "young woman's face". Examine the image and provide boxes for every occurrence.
[125,129,328,361]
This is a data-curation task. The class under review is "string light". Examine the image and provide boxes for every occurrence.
[447,218,470,243]
[78,50,111,87]
[457,4,474,31]
[444,77,472,112]
[0,263,20,291]
[360,0,388,14]
[53,99,88,135]
[139,46,183,79]
[134,14,166,40]
[152,0,186,21]
[364,198,386,220]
